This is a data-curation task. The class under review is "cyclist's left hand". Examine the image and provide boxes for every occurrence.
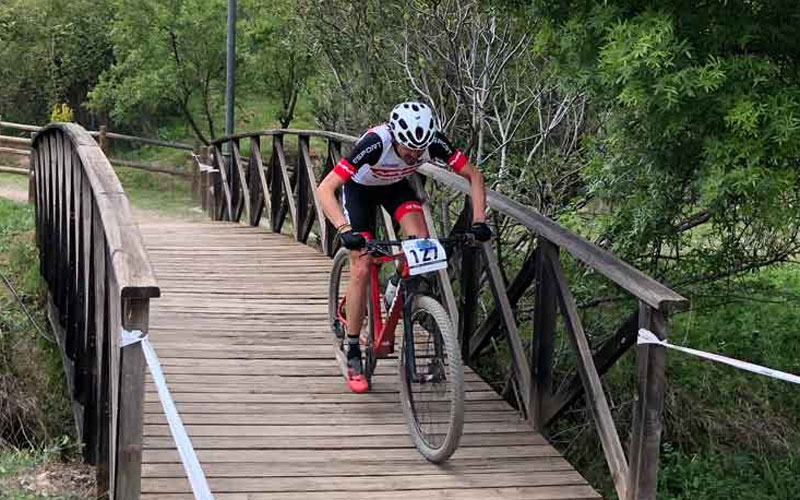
[471,221,492,242]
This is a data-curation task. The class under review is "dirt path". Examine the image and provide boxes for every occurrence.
[0,461,95,499]
[0,180,203,225]
[0,184,28,203]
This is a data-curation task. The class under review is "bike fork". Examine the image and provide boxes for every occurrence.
[402,289,418,384]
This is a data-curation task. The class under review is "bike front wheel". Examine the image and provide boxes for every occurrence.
[399,295,464,463]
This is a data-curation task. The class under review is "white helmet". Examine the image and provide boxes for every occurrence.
[389,101,436,150]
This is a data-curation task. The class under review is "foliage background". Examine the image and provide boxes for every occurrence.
[1,0,799,498]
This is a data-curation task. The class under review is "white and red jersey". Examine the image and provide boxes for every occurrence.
[333,124,468,186]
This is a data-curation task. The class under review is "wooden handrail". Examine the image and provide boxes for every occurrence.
[209,128,686,310]
[0,146,30,156]
[210,128,359,145]
[0,166,28,175]
[0,120,41,132]
[2,120,193,151]
[37,124,160,296]
[32,123,159,499]
[417,163,687,311]
[0,135,32,147]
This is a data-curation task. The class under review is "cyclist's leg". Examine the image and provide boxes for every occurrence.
[341,182,376,392]
[384,179,428,238]
[342,182,377,340]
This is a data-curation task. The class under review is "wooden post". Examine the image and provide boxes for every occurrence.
[468,251,537,359]
[191,143,201,203]
[271,135,297,234]
[93,215,110,497]
[298,135,326,248]
[531,239,558,431]
[548,254,629,499]
[212,144,234,221]
[628,303,668,500]
[295,137,308,241]
[481,241,533,418]
[201,147,212,216]
[322,140,341,257]
[250,136,270,227]
[115,297,149,499]
[99,125,108,153]
[456,198,478,364]
[459,243,480,364]
[28,132,36,204]
[247,140,260,226]
[230,139,251,222]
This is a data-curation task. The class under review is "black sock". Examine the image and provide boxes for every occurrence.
[347,335,361,358]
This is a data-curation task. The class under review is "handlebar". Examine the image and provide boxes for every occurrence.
[362,233,476,257]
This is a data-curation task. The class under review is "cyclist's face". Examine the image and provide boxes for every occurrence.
[394,143,425,164]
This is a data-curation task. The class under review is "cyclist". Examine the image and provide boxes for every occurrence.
[317,101,491,393]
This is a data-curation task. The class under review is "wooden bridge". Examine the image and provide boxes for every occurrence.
[22,122,687,499]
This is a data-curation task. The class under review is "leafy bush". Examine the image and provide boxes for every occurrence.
[0,199,72,451]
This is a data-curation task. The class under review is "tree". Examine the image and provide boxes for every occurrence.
[393,0,587,215]
[89,0,230,144]
[300,0,405,133]
[0,0,114,125]
[527,0,800,287]
[241,0,317,128]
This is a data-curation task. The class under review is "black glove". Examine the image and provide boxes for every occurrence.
[339,229,366,250]
[471,221,492,242]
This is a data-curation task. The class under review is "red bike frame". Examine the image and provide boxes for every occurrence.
[336,252,411,357]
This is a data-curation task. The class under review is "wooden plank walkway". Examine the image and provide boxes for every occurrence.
[135,219,601,500]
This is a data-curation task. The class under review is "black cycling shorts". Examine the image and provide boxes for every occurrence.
[342,179,423,238]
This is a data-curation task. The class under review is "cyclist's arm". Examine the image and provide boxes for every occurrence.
[429,132,486,223]
[318,171,349,228]
[455,163,487,223]
[317,132,384,228]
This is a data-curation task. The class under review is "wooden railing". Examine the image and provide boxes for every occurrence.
[203,129,688,500]
[31,123,159,499]
[1,118,194,181]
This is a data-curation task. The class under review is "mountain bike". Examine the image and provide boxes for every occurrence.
[328,234,472,462]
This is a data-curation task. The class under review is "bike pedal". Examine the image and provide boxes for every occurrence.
[332,320,345,340]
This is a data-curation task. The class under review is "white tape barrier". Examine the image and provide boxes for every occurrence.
[122,330,215,500]
[638,329,800,385]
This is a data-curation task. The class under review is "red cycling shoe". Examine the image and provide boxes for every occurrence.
[346,355,370,393]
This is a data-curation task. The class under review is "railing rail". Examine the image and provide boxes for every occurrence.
[32,123,159,499]
[203,128,688,500]
[1,119,194,179]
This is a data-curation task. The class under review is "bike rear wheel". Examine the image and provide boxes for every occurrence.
[399,295,464,463]
[328,247,376,388]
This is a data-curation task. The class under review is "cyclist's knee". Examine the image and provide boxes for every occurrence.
[398,211,428,238]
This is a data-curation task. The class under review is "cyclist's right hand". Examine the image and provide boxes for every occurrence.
[340,229,367,250]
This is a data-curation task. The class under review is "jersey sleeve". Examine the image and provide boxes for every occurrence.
[428,131,468,173]
[333,132,384,182]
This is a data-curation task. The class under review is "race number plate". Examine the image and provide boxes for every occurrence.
[402,238,447,276]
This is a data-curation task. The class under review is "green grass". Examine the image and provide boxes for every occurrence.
[554,262,800,499]
[658,445,800,500]
[112,166,201,219]
[0,172,28,191]
[0,197,84,500]
[0,440,88,499]
[0,198,73,450]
